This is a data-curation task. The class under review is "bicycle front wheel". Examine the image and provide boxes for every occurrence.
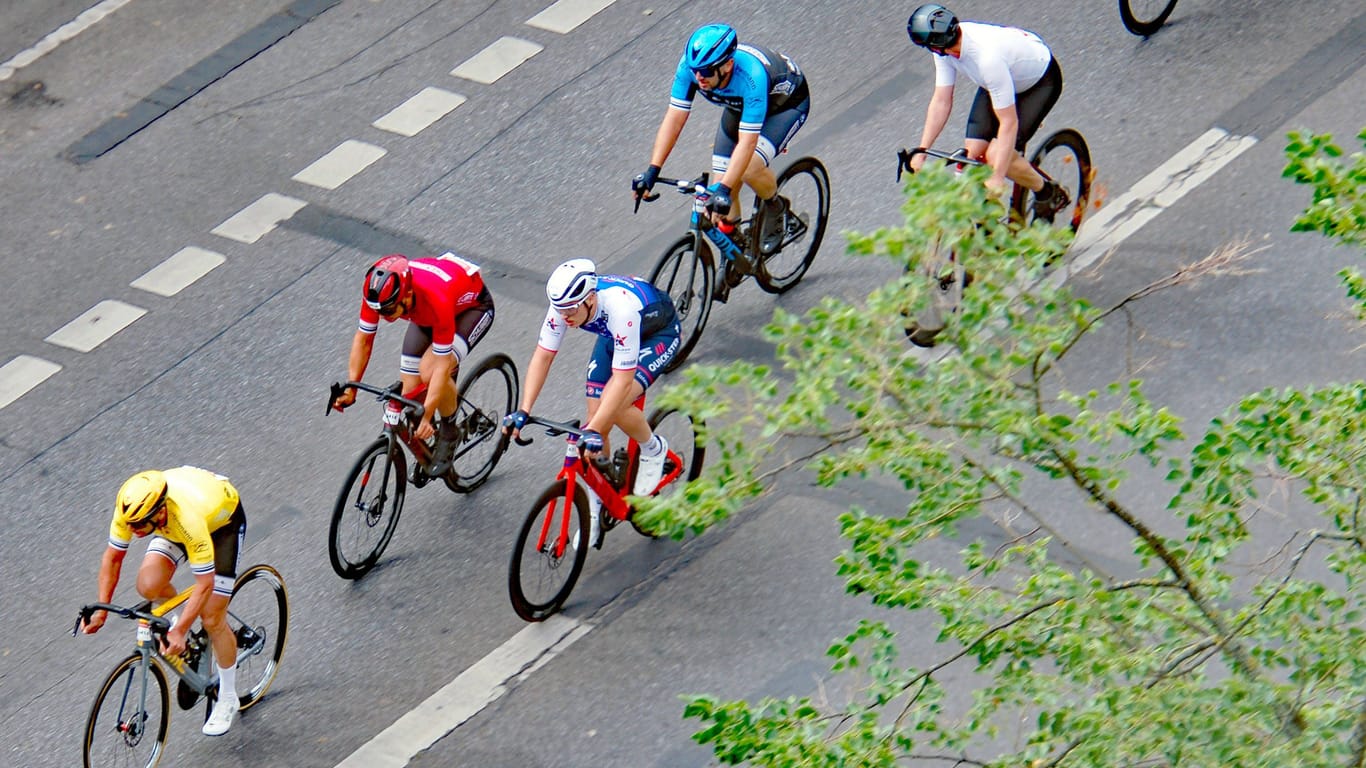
[447,353,519,493]
[1120,0,1178,36]
[84,654,169,768]
[508,479,590,622]
[755,156,830,293]
[228,564,288,710]
[649,234,713,374]
[329,438,406,579]
[1016,128,1092,234]
[631,407,706,537]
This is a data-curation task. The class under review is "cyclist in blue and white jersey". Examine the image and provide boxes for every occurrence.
[504,260,681,544]
[632,23,810,258]
[905,3,1069,220]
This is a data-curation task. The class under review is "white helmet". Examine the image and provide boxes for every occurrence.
[546,259,597,309]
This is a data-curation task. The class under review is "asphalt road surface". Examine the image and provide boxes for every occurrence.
[1,1,1363,766]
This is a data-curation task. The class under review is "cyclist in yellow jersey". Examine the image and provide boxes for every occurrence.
[80,466,247,736]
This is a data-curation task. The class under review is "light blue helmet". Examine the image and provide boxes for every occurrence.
[684,24,737,72]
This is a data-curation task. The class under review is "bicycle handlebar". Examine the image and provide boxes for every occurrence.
[508,414,584,447]
[896,147,985,182]
[327,380,425,419]
[73,601,172,637]
[633,171,711,213]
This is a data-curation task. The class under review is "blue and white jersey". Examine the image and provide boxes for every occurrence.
[669,44,806,134]
[537,276,674,370]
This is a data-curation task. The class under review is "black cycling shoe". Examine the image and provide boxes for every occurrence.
[1032,181,1071,223]
[426,420,461,476]
[758,195,790,254]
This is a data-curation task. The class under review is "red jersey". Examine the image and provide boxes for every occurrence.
[357,252,485,357]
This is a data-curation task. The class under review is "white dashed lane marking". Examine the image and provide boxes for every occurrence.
[335,615,592,768]
[1070,128,1258,272]
[526,0,617,34]
[0,0,137,82]
[292,140,388,190]
[373,87,467,137]
[130,246,226,297]
[0,356,63,410]
[210,193,307,243]
[44,300,146,353]
[450,37,543,85]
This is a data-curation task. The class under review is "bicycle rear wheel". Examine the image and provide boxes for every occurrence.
[649,233,713,373]
[508,479,589,621]
[1120,0,1178,36]
[447,353,519,493]
[1015,128,1092,233]
[84,654,169,768]
[755,156,830,293]
[631,408,706,537]
[228,564,288,710]
[328,438,406,579]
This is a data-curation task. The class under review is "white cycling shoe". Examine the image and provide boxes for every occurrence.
[632,436,669,497]
[203,693,239,736]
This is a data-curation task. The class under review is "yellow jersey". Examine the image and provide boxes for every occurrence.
[108,466,240,573]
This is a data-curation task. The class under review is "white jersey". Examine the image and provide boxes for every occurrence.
[536,275,669,371]
[932,21,1051,109]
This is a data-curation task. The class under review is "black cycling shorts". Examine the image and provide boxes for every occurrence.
[965,56,1062,152]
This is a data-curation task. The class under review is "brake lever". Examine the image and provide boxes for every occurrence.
[326,382,346,416]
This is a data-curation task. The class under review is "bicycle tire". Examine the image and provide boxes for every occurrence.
[508,479,590,622]
[84,653,169,768]
[1120,0,1178,36]
[447,353,519,493]
[328,438,406,579]
[228,564,288,710]
[630,407,706,537]
[649,233,714,373]
[1012,128,1092,234]
[755,156,830,293]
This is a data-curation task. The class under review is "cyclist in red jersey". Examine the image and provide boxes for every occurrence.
[330,253,495,475]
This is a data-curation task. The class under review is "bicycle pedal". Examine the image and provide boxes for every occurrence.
[176,679,200,710]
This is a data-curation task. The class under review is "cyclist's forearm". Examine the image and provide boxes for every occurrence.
[519,347,555,413]
[95,546,124,603]
[347,331,375,382]
[649,107,689,168]
[176,574,215,632]
[918,87,953,149]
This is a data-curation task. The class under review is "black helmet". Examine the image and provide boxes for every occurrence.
[908,4,960,50]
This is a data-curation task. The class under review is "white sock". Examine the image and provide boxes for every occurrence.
[640,435,663,458]
[217,664,236,700]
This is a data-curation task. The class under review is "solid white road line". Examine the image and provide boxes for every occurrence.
[526,0,617,34]
[292,140,388,190]
[1069,128,1259,273]
[130,246,225,297]
[44,300,146,353]
[373,87,467,137]
[0,356,63,410]
[210,193,307,243]
[450,37,543,85]
[0,0,137,82]
[334,615,592,768]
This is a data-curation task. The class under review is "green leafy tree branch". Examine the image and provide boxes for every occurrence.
[636,131,1366,766]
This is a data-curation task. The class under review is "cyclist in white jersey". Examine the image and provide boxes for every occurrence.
[905,3,1069,220]
[503,260,682,546]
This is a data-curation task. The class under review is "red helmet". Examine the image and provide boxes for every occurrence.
[363,255,412,313]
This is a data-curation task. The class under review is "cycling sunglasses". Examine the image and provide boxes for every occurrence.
[129,501,166,532]
[691,60,730,79]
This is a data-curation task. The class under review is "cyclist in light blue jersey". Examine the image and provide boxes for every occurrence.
[632,23,810,257]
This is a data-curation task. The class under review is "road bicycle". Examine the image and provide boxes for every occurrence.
[1120,0,1179,36]
[74,564,288,768]
[895,128,1092,346]
[326,352,518,579]
[505,400,703,622]
[638,155,830,373]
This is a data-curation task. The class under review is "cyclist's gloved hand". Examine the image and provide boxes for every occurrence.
[632,165,661,196]
[705,182,732,216]
[577,428,604,454]
[503,409,529,432]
